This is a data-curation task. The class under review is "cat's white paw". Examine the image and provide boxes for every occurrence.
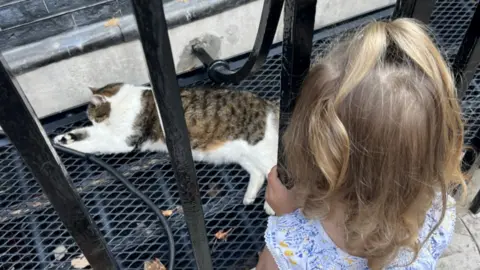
[264,202,275,216]
[243,196,256,205]
[53,133,74,145]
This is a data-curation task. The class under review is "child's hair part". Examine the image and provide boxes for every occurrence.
[283,18,465,269]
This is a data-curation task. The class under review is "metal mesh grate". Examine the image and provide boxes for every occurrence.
[430,0,478,61]
[1,1,479,269]
[429,0,480,143]
[462,66,480,144]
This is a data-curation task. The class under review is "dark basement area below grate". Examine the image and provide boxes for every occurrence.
[1,1,480,269]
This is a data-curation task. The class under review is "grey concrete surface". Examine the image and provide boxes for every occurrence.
[5,0,395,119]
[438,170,480,270]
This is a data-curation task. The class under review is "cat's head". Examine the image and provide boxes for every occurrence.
[86,83,123,123]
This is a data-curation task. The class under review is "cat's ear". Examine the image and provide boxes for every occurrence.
[91,94,106,106]
[88,86,98,93]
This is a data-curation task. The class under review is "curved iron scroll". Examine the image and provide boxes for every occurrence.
[192,0,284,84]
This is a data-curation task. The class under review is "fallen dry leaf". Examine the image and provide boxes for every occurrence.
[161,210,174,217]
[11,210,22,215]
[32,201,43,207]
[184,64,197,73]
[53,245,67,261]
[71,255,90,269]
[214,228,233,241]
[104,18,120,27]
[144,258,166,270]
[207,183,220,197]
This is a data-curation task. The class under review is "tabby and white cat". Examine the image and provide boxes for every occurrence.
[53,83,279,214]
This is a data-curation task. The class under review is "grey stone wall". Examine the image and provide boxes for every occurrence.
[0,0,133,50]
[0,0,395,120]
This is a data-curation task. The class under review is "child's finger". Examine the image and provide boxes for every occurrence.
[266,183,272,203]
[267,166,277,181]
[268,167,287,192]
[267,178,279,193]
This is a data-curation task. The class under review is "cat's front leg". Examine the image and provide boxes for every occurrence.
[54,127,90,145]
[53,127,100,153]
[53,126,134,154]
[264,201,275,216]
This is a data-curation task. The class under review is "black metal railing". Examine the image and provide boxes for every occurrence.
[1,0,480,269]
[0,57,118,269]
[454,2,480,101]
[130,1,212,269]
[454,2,480,214]
[391,0,436,23]
[192,0,284,84]
[277,0,317,186]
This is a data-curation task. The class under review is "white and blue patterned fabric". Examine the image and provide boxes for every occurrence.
[265,195,456,269]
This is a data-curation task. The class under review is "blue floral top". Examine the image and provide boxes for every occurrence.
[265,195,456,269]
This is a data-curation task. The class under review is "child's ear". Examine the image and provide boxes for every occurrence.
[91,95,105,106]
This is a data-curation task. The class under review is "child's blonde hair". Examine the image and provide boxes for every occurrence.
[283,19,465,269]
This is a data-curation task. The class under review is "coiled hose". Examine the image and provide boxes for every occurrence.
[54,145,175,270]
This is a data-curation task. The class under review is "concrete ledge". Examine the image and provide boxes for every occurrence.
[3,0,254,75]
[9,0,395,118]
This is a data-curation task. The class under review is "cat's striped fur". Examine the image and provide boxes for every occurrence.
[54,83,279,214]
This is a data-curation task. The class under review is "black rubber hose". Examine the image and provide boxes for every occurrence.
[53,145,176,270]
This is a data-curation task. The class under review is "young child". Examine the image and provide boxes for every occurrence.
[256,18,465,270]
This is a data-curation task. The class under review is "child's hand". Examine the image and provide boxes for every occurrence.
[266,166,297,216]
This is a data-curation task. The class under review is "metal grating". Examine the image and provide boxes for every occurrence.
[462,65,480,144]
[429,0,480,144]
[0,1,480,269]
[430,0,478,62]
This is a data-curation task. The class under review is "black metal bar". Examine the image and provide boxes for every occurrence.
[13,155,48,269]
[0,55,118,269]
[453,2,480,100]
[467,125,480,214]
[467,126,480,214]
[471,187,480,214]
[192,0,284,84]
[14,154,48,269]
[391,0,435,24]
[277,0,317,187]
[450,3,480,214]
[130,1,213,269]
[192,44,216,67]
